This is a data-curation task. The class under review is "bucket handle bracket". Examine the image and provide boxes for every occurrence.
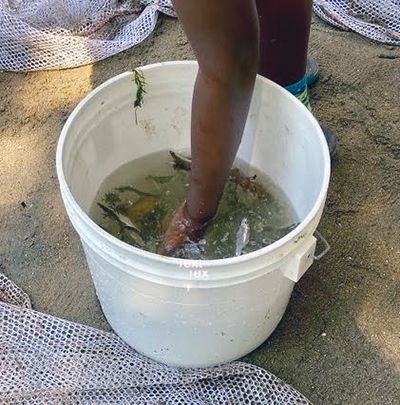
[282,230,330,282]
[313,230,331,260]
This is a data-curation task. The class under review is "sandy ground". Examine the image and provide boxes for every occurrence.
[0,15,399,405]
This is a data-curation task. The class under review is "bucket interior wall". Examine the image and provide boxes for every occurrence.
[62,63,326,222]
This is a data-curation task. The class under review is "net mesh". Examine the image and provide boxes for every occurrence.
[0,0,400,71]
[313,0,400,45]
[0,0,399,72]
[0,0,175,71]
[0,273,312,404]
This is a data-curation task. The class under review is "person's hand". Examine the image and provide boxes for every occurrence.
[158,201,207,256]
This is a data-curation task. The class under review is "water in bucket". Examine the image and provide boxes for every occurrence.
[89,150,298,259]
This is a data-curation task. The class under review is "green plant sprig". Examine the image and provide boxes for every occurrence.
[133,69,146,125]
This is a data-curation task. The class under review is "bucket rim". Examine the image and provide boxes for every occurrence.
[56,60,331,271]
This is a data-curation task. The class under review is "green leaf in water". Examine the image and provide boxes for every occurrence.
[97,202,141,234]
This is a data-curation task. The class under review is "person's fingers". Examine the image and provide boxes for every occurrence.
[158,202,208,256]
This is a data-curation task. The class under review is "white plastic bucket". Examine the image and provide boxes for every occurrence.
[56,61,330,368]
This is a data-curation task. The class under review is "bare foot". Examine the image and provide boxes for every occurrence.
[158,202,209,256]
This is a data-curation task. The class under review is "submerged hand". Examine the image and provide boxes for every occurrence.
[158,201,208,256]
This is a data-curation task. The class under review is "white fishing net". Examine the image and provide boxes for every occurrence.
[0,0,400,71]
[0,272,312,404]
[313,0,400,45]
[0,0,175,71]
[1,0,398,72]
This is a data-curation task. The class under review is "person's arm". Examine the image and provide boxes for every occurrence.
[159,0,259,255]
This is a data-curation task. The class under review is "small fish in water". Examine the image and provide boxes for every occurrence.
[115,185,157,197]
[123,227,145,247]
[170,150,192,171]
[97,203,141,234]
[123,196,159,228]
[235,218,250,256]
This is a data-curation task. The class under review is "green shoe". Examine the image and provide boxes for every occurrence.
[285,76,338,160]
[285,76,312,111]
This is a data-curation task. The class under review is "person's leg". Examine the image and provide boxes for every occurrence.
[159,0,259,255]
[256,0,312,87]
[256,0,338,158]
